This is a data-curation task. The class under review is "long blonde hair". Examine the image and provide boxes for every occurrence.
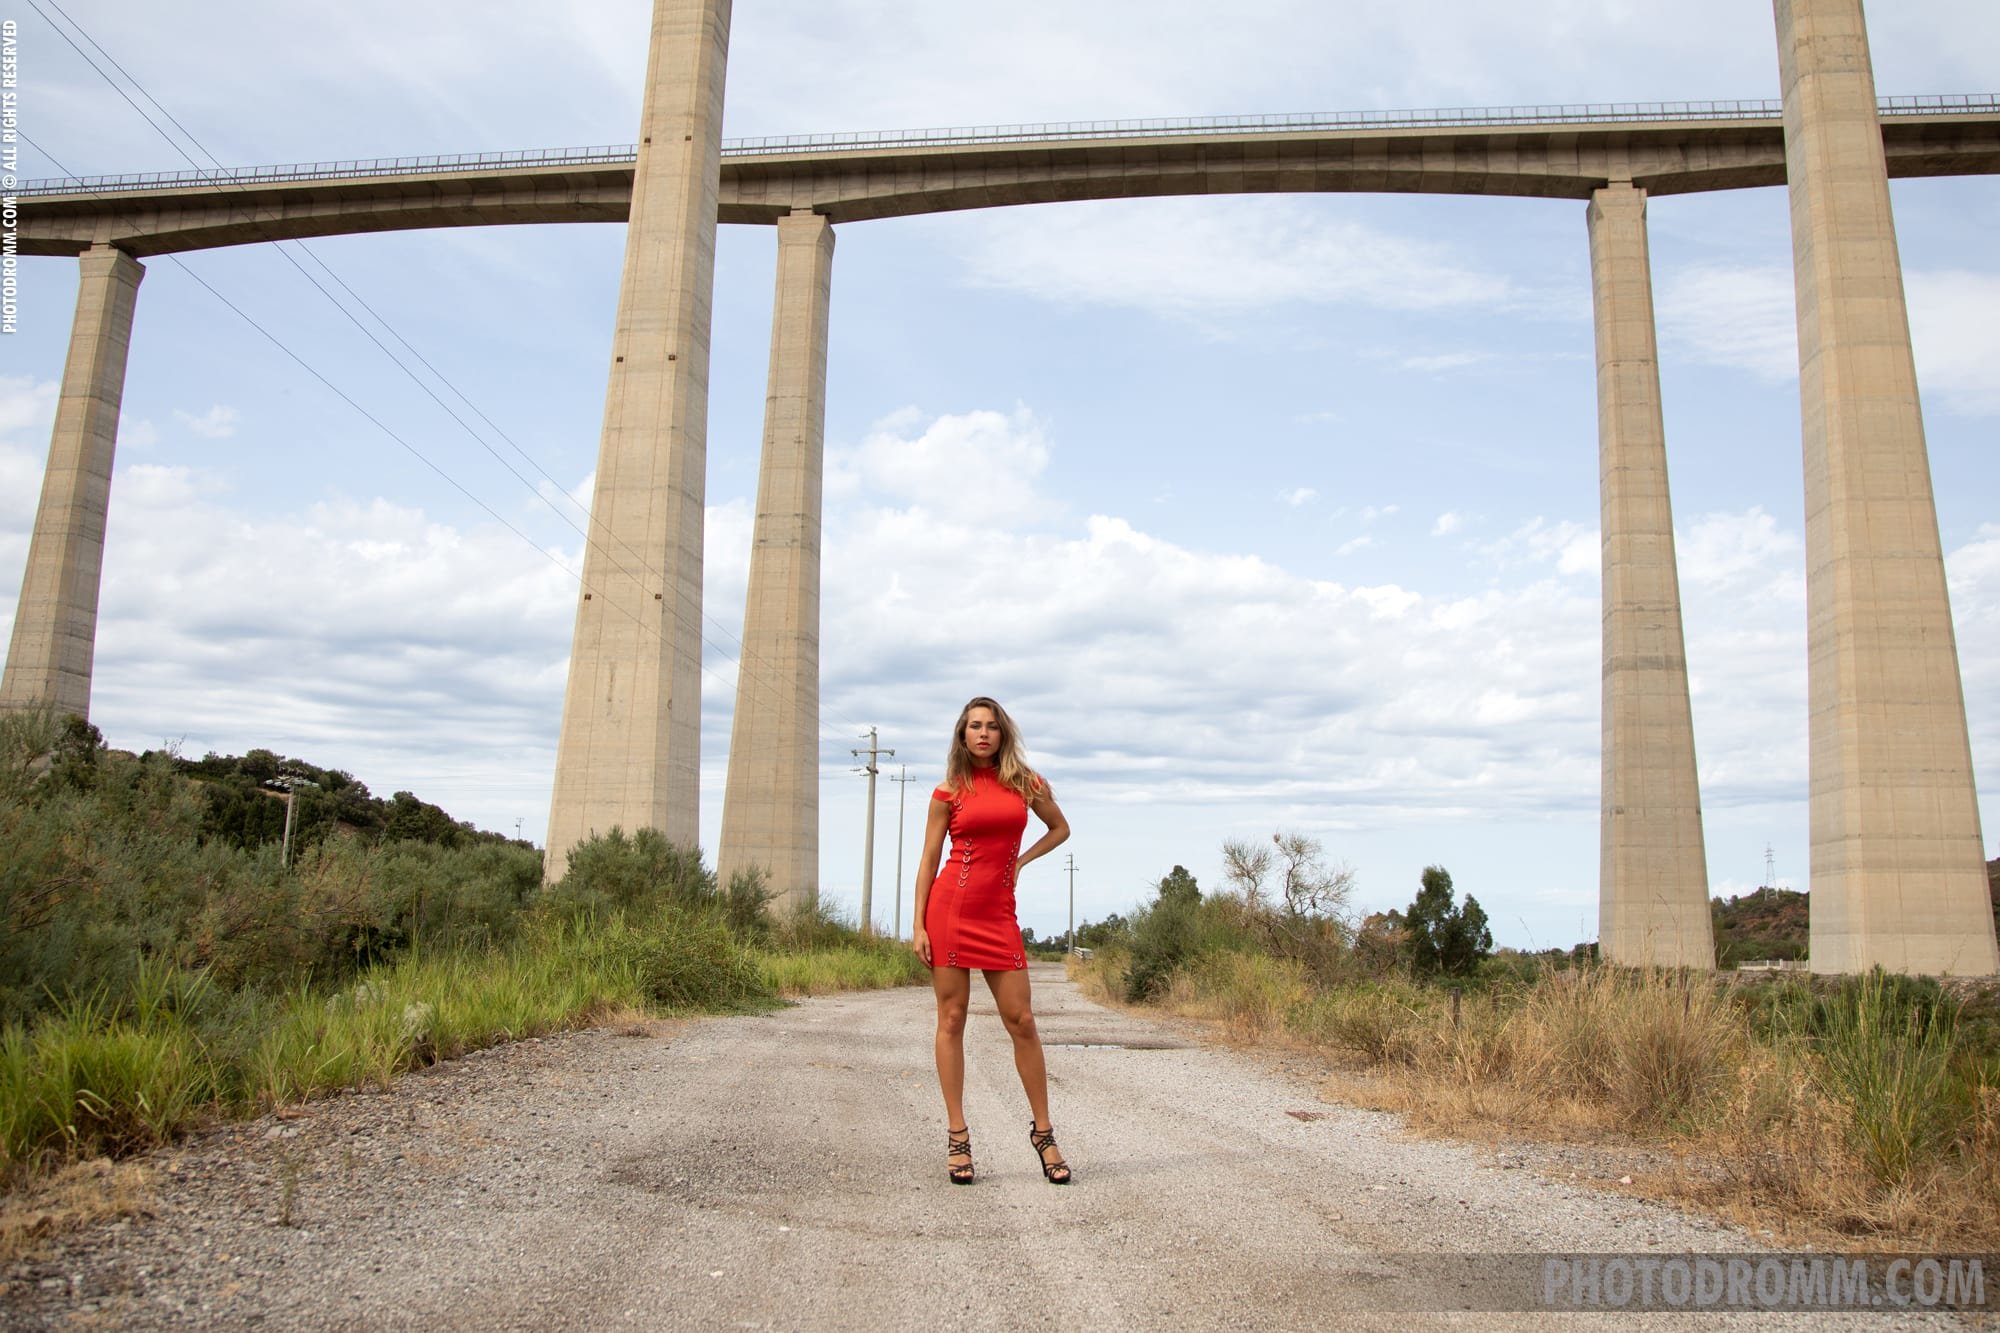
[943,696,1044,803]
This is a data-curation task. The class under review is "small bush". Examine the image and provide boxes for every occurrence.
[1291,982,1426,1063]
[767,894,859,953]
[722,866,776,944]
[1809,969,1970,1185]
[542,828,715,921]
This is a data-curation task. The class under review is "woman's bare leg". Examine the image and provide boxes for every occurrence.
[932,965,972,1140]
[985,968,1066,1176]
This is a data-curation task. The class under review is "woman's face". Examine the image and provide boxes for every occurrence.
[962,707,1002,764]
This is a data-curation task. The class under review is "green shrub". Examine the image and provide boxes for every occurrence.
[1124,891,1200,1001]
[722,866,776,944]
[606,908,770,1012]
[1291,981,1427,1063]
[768,894,859,952]
[543,828,715,921]
[1808,969,1971,1185]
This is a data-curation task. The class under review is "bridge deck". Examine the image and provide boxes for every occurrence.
[16,99,2000,257]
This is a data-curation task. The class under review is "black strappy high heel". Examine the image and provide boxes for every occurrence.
[1028,1121,1071,1184]
[946,1127,975,1185]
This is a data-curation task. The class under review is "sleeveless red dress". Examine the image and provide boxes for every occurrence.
[925,767,1038,971]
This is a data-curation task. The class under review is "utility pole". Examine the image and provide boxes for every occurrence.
[851,728,894,935]
[890,765,917,939]
[1065,852,1078,954]
[268,773,317,869]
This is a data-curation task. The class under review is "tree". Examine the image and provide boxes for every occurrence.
[1404,865,1493,977]
[1074,913,1128,950]
[1221,837,1273,905]
[1353,909,1410,975]
[1125,866,1204,1001]
[1157,864,1200,907]
[1271,831,1354,919]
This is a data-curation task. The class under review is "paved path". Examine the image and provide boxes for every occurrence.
[6,965,1953,1328]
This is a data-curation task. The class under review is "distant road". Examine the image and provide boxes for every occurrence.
[7,965,1954,1329]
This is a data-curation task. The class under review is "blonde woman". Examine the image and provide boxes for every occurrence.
[911,696,1072,1185]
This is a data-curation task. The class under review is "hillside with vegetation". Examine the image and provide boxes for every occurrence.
[0,707,922,1207]
[1710,861,2000,967]
[173,744,523,855]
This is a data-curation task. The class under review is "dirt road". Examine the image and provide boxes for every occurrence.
[6,966,1952,1328]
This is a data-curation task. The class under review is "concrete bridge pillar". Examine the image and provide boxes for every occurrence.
[544,0,732,881]
[717,211,835,913]
[1776,0,1997,975]
[1588,183,1715,969]
[2,245,146,721]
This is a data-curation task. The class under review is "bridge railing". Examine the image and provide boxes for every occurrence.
[14,94,1996,198]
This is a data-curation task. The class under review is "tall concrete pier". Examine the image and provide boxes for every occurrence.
[716,211,835,912]
[1775,0,1998,974]
[543,0,733,879]
[1,245,146,721]
[1589,183,1715,970]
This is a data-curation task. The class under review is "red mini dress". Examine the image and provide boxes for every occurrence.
[924,767,1038,971]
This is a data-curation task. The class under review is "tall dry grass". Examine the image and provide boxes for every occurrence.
[1110,948,2000,1249]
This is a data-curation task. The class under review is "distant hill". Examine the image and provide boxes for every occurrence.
[1710,857,2000,966]
[1711,885,1809,965]
[162,746,527,855]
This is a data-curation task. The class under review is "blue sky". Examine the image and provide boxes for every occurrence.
[5,0,1997,946]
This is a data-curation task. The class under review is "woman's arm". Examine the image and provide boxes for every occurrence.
[909,797,951,962]
[1013,785,1070,882]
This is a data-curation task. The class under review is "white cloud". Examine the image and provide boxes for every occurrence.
[963,197,1514,320]
[1335,535,1375,556]
[1401,352,1490,374]
[0,376,57,438]
[174,405,240,439]
[1657,263,1799,382]
[1657,264,2000,416]
[1432,511,1462,537]
[1677,507,1801,594]
[826,406,1052,521]
[1281,487,1317,507]
[1479,517,1596,576]
[1908,270,2000,416]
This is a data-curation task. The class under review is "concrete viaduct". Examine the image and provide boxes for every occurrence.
[7,0,1997,974]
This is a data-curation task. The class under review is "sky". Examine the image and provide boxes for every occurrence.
[4,0,1998,947]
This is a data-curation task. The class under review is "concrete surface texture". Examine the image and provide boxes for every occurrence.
[0,245,145,720]
[8,968,1822,1330]
[1589,184,1716,971]
[717,210,836,914]
[1775,0,2000,976]
[542,0,733,879]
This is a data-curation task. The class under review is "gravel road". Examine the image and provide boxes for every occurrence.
[3,965,1967,1329]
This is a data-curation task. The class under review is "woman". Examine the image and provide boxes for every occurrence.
[911,696,1072,1185]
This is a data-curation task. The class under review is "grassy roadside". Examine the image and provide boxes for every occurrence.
[0,912,924,1249]
[1072,947,2000,1251]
